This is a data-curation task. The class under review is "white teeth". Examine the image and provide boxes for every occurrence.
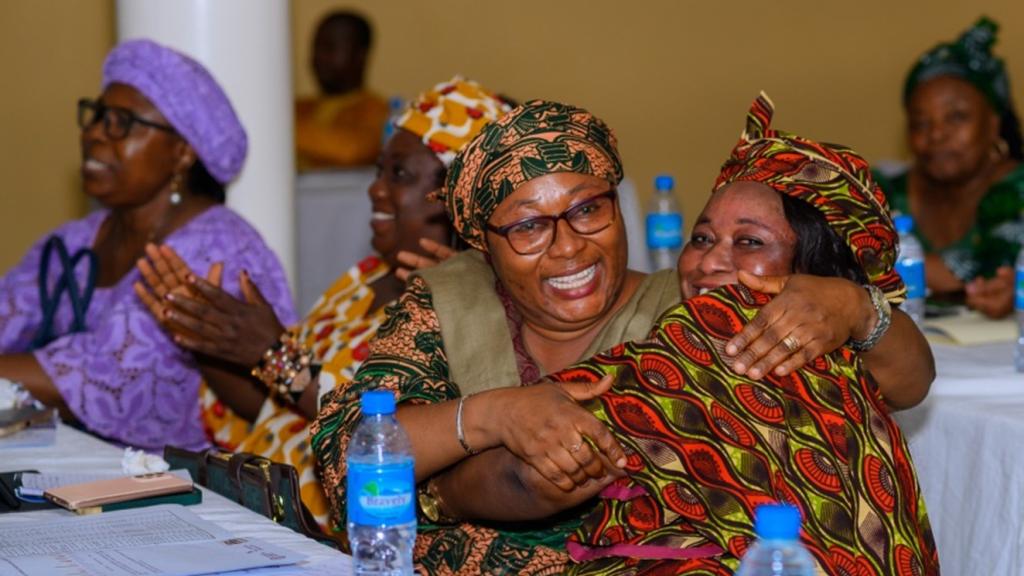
[83,159,107,170]
[547,264,597,290]
[371,212,395,221]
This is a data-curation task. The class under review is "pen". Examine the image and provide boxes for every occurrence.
[0,475,20,510]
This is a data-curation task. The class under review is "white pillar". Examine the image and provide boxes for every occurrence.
[116,0,296,292]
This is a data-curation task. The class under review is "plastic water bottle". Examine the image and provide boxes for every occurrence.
[1015,247,1024,372]
[894,215,925,324]
[381,96,405,145]
[736,504,816,576]
[646,174,683,271]
[347,391,416,575]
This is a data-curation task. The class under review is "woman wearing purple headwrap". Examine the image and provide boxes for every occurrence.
[0,39,295,452]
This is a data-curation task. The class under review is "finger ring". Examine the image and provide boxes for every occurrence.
[569,442,583,453]
[782,335,800,352]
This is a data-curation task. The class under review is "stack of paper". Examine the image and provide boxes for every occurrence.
[0,504,306,576]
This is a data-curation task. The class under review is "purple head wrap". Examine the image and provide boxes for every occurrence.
[102,39,248,184]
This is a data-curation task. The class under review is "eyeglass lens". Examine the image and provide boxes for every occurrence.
[505,193,616,254]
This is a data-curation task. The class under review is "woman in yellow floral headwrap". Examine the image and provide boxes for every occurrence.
[137,76,511,529]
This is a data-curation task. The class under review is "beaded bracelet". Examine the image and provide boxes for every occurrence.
[251,331,318,406]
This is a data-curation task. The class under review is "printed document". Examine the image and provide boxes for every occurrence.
[0,504,305,576]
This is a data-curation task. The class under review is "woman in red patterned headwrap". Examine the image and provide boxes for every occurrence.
[561,94,939,575]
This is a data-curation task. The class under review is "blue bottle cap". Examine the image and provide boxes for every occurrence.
[753,503,801,540]
[654,174,674,191]
[361,391,396,415]
[893,214,914,234]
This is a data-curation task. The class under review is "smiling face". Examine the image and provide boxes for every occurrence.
[80,83,191,208]
[678,181,797,299]
[485,172,629,334]
[368,128,449,267]
[906,75,1001,185]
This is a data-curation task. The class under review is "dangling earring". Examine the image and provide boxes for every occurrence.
[169,174,183,206]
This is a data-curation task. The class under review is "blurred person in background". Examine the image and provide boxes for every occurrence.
[295,10,389,170]
[876,17,1024,319]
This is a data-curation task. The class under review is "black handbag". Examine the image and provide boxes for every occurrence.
[164,446,346,551]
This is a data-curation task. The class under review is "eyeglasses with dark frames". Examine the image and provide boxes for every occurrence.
[77,98,176,141]
[486,189,619,255]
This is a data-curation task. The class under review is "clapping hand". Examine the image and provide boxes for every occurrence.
[134,244,285,368]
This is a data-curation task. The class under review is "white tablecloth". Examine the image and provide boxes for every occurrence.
[893,341,1023,575]
[0,423,351,575]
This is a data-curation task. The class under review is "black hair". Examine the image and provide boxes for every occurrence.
[319,11,373,51]
[187,159,226,204]
[1000,108,1024,160]
[779,193,868,285]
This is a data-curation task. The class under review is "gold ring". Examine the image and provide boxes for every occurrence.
[782,335,800,352]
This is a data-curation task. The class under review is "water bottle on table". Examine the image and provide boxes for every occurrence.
[736,504,816,576]
[347,391,416,576]
[1015,247,1024,372]
[894,215,925,324]
[646,174,683,271]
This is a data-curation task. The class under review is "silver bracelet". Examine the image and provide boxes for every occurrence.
[455,396,478,455]
[848,284,892,352]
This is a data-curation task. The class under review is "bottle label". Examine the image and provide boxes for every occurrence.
[1016,266,1024,311]
[347,460,416,526]
[646,213,683,249]
[896,259,925,299]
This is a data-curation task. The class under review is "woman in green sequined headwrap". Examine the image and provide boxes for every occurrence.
[876,17,1024,318]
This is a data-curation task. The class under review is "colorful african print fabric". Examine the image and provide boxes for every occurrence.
[715,93,906,303]
[311,259,679,575]
[295,90,390,169]
[200,255,389,528]
[440,100,624,251]
[553,284,939,575]
[311,274,577,574]
[876,164,1024,280]
[396,76,513,168]
[904,17,1014,117]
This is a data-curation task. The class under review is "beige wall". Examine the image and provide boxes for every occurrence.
[293,0,1024,236]
[3,0,1023,270]
[0,0,113,270]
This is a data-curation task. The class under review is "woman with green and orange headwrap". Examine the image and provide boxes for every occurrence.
[876,17,1024,318]
[556,93,938,575]
[312,99,934,574]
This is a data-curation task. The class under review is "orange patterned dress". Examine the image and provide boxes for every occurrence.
[201,255,389,528]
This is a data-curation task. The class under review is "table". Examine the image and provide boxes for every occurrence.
[893,341,1023,575]
[0,423,352,575]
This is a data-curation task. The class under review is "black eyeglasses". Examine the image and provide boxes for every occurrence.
[77,98,176,140]
[487,189,619,255]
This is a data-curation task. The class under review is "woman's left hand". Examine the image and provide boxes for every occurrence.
[134,244,284,367]
[725,271,869,379]
[965,266,1015,319]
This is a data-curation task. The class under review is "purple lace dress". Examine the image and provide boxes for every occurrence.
[0,205,296,451]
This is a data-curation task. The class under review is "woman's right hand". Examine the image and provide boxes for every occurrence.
[965,266,1015,319]
[134,244,285,368]
[394,237,456,282]
[470,375,626,492]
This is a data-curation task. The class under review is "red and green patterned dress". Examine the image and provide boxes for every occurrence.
[554,284,939,575]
